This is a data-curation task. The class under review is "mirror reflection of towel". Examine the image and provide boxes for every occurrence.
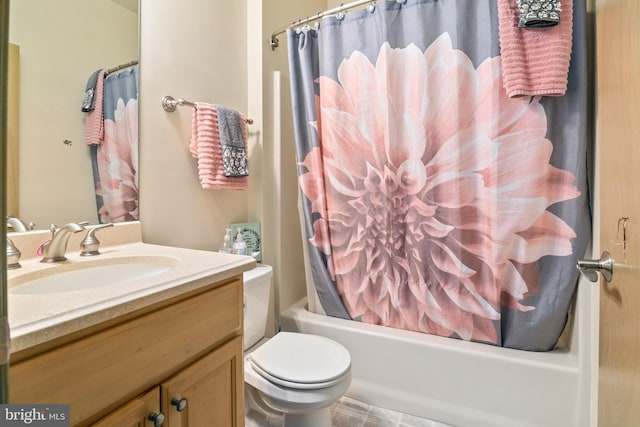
[81,69,102,112]
[216,105,249,177]
[84,70,105,145]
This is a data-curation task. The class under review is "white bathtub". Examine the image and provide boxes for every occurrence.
[279,277,597,427]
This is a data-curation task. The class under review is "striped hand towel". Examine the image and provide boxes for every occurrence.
[498,0,573,98]
[84,70,105,145]
[190,103,248,190]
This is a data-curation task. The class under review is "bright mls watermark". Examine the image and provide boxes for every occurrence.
[0,405,69,426]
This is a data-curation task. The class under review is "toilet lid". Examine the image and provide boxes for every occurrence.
[248,332,351,389]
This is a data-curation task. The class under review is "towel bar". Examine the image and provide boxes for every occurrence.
[162,95,254,124]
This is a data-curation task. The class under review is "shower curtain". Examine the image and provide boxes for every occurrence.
[91,65,139,223]
[287,0,590,351]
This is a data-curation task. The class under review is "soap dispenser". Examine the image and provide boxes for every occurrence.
[220,228,233,253]
[232,229,247,255]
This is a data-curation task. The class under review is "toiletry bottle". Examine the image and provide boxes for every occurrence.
[232,229,247,255]
[220,228,233,253]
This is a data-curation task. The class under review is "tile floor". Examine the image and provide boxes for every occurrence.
[246,396,453,427]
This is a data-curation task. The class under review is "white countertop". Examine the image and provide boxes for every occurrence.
[7,239,255,354]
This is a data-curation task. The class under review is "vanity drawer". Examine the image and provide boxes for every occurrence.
[9,278,243,426]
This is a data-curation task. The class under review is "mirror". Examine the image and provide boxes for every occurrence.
[7,0,138,230]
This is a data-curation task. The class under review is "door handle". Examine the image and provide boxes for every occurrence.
[577,251,614,283]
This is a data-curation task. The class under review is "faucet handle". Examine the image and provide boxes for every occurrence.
[6,237,21,270]
[80,223,114,256]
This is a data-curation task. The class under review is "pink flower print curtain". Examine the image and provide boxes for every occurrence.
[286,0,590,351]
[90,65,139,223]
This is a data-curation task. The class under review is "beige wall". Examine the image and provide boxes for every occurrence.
[139,0,325,330]
[138,0,306,330]
[8,0,137,227]
[139,0,249,250]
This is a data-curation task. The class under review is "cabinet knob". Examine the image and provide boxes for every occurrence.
[171,397,188,412]
[148,412,165,427]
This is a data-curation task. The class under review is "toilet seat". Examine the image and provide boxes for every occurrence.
[249,360,346,390]
[248,332,351,390]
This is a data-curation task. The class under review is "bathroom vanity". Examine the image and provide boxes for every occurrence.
[7,223,254,426]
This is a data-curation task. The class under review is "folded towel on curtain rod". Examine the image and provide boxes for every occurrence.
[84,69,105,145]
[498,0,573,98]
[190,102,248,190]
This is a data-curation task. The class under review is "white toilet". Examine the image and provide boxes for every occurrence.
[243,264,352,427]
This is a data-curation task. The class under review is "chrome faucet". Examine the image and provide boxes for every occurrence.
[40,223,85,263]
[7,214,34,232]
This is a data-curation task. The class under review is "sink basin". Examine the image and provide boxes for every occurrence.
[9,256,180,295]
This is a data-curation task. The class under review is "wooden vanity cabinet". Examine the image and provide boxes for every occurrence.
[9,276,246,427]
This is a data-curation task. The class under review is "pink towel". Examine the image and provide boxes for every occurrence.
[84,70,105,145]
[498,0,573,98]
[190,103,248,190]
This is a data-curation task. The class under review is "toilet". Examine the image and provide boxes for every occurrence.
[243,264,351,427]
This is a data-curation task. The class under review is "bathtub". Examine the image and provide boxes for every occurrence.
[279,276,597,427]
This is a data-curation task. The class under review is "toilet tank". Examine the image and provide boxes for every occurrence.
[243,264,273,350]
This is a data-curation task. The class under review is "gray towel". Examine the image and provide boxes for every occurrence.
[216,105,249,177]
[517,0,561,28]
[81,69,102,112]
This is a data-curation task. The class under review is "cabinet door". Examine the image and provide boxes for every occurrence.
[91,387,163,427]
[161,336,244,427]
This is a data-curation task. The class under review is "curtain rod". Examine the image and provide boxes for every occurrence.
[269,0,379,50]
[105,60,138,75]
